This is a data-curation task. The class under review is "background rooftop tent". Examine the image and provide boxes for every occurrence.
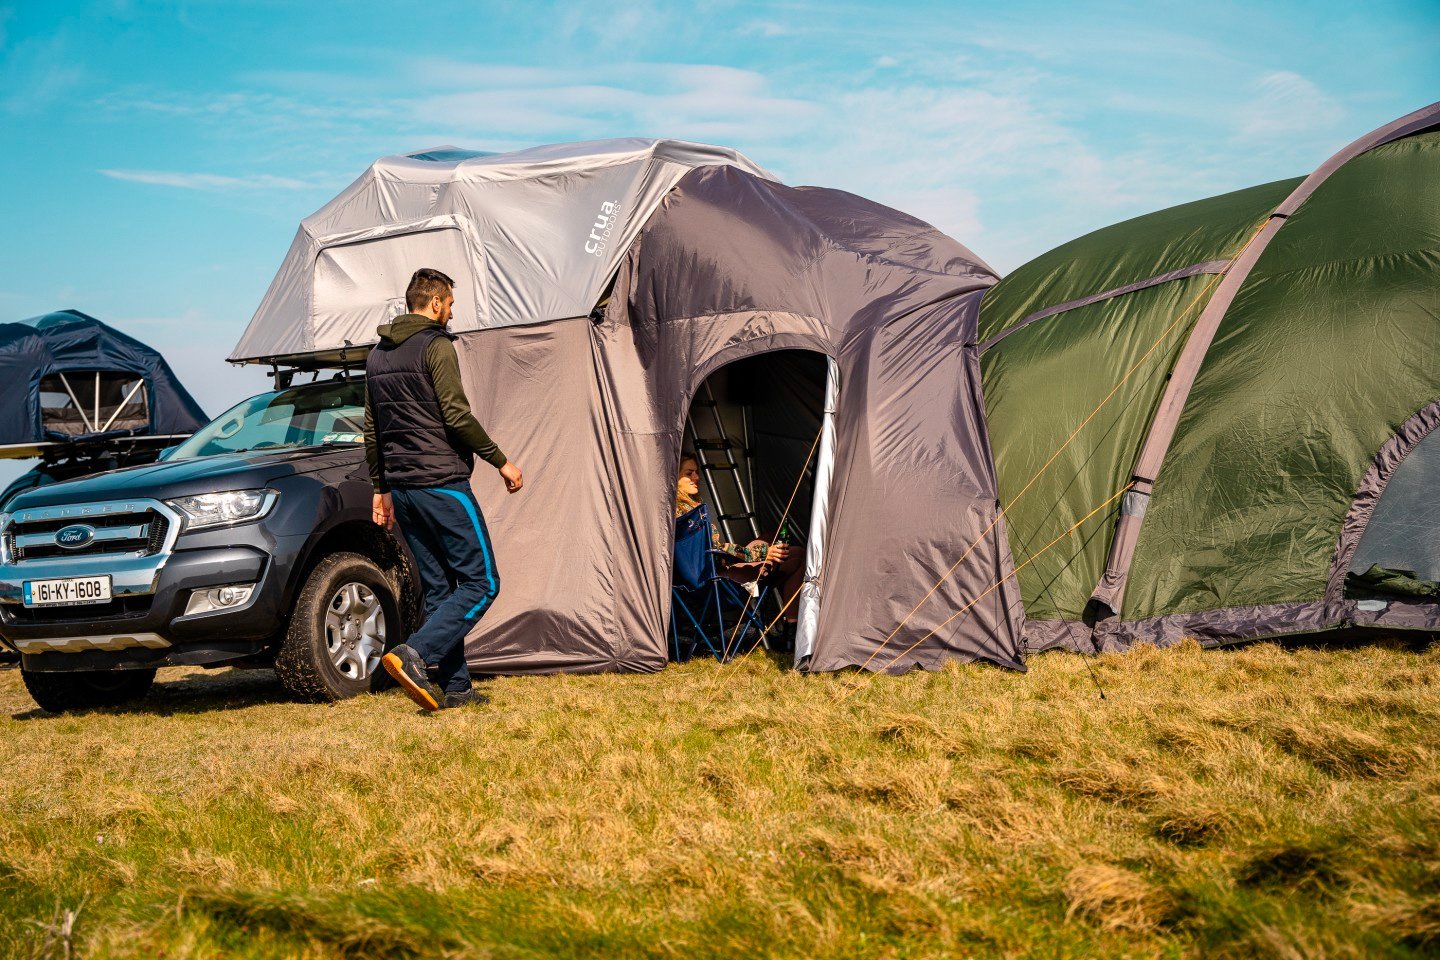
[977,100,1440,653]
[229,139,772,364]
[234,137,1021,674]
[0,309,207,458]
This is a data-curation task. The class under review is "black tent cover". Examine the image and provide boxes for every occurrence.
[0,309,207,448]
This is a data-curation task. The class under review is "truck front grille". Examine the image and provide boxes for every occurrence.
[7,510,169,561]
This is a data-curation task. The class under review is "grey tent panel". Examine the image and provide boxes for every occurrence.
[236,143,1023,675]
[1349,427,1440,585]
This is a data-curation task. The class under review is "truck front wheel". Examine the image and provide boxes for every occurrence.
[275,552,398,702]
[22,668,156,713]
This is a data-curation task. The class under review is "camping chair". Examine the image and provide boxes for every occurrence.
[671,503,770,662]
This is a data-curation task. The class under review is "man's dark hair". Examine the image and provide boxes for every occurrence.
[406,267,456,312]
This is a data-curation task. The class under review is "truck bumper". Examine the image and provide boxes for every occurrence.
[0,535,299,673]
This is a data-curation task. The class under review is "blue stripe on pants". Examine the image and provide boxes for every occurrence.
[434,488,498,620]
[391,482,501,694]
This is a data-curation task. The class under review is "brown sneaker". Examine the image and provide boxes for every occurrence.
[382,644,443,711]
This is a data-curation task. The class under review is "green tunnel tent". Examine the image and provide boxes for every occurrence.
[978,100,1440,653]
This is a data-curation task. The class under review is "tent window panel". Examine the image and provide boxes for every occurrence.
[313,228,480,335]
[1347,427,1440,598]
[38,372,150,437]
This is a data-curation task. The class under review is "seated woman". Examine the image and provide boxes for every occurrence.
[676,452,804,644]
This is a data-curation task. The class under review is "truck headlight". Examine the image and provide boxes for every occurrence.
[166,490,277,531]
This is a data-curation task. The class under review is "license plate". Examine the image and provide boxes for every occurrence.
[23,575,113,607]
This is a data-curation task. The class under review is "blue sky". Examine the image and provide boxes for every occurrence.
[0,0,1437,475]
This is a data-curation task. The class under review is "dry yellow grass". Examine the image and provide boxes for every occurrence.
[1,637,1438,958]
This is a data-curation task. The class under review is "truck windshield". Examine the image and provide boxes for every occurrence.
[168,380,367,459]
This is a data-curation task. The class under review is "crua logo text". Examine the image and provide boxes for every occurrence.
[585,200,621,257]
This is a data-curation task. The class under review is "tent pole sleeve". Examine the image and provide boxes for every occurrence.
[795,356,839,665]
[977,260,1230,353]
[1089,100,1440,618]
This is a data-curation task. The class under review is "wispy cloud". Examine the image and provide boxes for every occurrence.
[1237,70,1344,139]
[741,20,790,38]
[99,169,315,191]
[92,54,1209,268]
[76,14,1410,272]
[1,27,84,113]
[401,62,820,144]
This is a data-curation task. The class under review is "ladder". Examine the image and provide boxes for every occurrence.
[687,383,760,544]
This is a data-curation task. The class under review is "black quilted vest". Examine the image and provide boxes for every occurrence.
[365,326,473,488]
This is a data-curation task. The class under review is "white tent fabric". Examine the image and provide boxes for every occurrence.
[229,139,773,363]
[795,357,839,663]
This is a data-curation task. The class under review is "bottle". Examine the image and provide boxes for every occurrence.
[776,521,791,545]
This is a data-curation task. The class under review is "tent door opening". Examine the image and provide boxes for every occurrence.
[682,350,836,654]
[1345,423,1440,602]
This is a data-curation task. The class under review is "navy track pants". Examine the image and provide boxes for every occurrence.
[391,482,500,694]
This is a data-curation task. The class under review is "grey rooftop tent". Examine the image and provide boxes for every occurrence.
[0,309,207,458]
[230,139,772,365]
[232,139,1023,673]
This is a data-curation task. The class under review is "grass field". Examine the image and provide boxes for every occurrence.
[1,638,1438,959]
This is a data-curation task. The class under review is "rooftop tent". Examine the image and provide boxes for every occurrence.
[977,101,1440,653]
[0,309,208,457]
[233,137,1021,674]
[229,139,773,365]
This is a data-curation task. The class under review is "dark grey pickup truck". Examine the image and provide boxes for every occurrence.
[0,376,418,712]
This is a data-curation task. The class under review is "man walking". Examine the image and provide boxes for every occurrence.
[367,267,523,711]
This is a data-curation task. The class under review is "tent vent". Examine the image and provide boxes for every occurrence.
[406,148,496,163]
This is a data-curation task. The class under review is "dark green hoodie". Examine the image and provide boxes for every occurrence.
[363,315,507,493]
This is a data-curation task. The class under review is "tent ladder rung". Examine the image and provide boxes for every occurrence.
[685,381,760,543]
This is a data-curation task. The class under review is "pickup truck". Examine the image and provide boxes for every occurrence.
[0,375,418,712]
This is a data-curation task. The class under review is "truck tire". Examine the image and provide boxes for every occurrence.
[275,552,398,703]
[21,668,156,713]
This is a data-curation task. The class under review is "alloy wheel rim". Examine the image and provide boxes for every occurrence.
[323,581,386,681]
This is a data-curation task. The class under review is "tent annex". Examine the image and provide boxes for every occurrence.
[976,100,1440,654]
[232,140,1025,674]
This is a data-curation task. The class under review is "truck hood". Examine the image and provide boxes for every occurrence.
[6,445,364,510]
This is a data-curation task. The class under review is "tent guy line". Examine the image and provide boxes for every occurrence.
[839,482,1135,700]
